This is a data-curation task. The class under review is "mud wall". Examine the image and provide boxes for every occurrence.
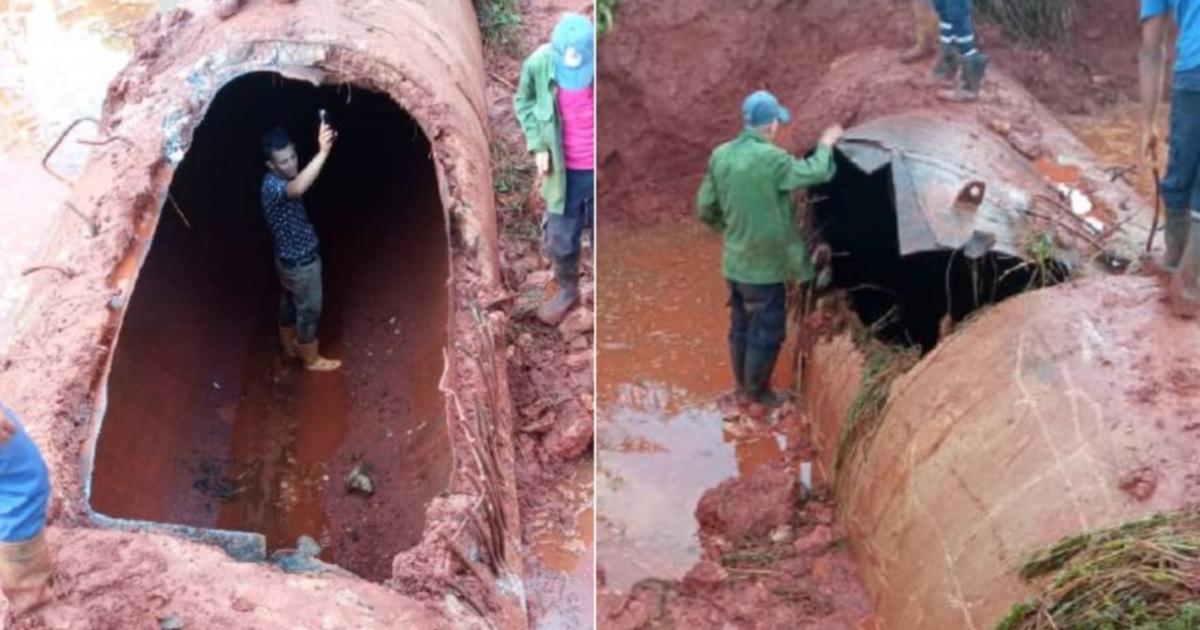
[0,2,524,626]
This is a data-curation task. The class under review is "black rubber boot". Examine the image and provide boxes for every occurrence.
[932,42,961,85]
[940,53,988,102]
[744,345,786,408]
[537,253,580,326]
[1155,213,1190,273]
[730,338,748,402]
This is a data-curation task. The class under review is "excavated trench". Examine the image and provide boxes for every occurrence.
[88,73,451,581]
[812,152,1067,352]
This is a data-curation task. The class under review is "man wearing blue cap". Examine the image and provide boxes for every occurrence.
[514,13,596,327]
[0,401,53,618]
[697,92,843,408]
[1141,0,1200,311]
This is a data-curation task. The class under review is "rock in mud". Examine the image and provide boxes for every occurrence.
[543,402,594,460]
[696,462,798,541]
[681,561,728,597]
[559,307,594,340]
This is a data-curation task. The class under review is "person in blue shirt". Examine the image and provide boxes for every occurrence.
[260,124,342,371]
[1142,0,1200,309]
[0,401,53,617]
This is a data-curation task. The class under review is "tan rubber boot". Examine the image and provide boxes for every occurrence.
[1169,211,1200,318]
[900,0,937,63]
[214,0,243,19]
[294,340,342,372]
[0,531,53,617]
[279,326,298,359]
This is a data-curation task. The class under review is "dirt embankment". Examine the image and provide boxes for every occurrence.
[598,0,1143,225]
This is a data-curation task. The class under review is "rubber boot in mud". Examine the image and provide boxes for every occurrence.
[900,1,937,64]
[1151,212,1190,273]
[295,340,342,372]
[537,254,581,327]
[730,338,749,406]
[745,345,787,409]
[939,53,988,102]
[932,43,961,86]
[0,531,53,617]
[279,326,298,359]
[214,0,243,20]
[1169,212,1200,318]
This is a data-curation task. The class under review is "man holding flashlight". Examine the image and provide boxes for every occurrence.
[260,121,342,371]
[514,13,596,327]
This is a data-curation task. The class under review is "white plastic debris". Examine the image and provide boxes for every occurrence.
[1084,216,1106,234]
[1056,184,1094,216]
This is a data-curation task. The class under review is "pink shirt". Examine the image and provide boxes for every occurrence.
[557,86,594,170]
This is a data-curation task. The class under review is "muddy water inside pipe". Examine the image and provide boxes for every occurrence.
[89,74,452,581]
[597,222,793,591]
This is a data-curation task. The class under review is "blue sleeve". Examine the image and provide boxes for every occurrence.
[1141,0,1169,20]
[261,175,285,209]
[0,402,51,543]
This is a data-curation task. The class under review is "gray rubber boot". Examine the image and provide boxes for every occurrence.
[1155,212,1190,272]
[537,254,581,326]
[940,53,989,102]
[932,42,961,85]
[1170,211,1200,318]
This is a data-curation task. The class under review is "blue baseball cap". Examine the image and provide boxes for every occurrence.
[552,13,595,91]
[742,90,792,127]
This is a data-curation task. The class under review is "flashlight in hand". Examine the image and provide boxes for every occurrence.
[319,109,327,125]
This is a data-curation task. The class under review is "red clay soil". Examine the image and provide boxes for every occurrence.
[484,0,598,627]
[598,0,1145,225]
[810,274,1200,630]
[598,457,877,630]
[0,1,533,628]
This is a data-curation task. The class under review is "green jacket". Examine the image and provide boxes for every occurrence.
[514,44,568,215]
[697,130,837,284]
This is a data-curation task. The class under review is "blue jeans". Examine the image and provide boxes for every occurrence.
[1163,88,1200,217]
[542,169,594,260]
[276,255,323,344]
[932,0,978,55]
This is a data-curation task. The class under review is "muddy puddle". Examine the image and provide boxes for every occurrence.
[0,0,157,348]
[526,456,595,630]
[597,222,792,591]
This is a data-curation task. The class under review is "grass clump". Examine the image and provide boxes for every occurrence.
[992,511,1200,630]
[833,325,918,473]
[973,0,1075,49]
[474,0,524,56]
[490,140,535,216]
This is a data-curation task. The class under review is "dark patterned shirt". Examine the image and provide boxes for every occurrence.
[261,172,319,262]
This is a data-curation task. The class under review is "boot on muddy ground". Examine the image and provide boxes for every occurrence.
[729,339,749,406]
[0,531,53,618]
[1150,213,1190,273]
[294,340,342,371]
[1169,212,1200,318]
[932,42,961,85]
[744,345,788,408]
[900,1,938,64]
[214,0,243,19]
[536,254,581,327]
[279,326,298,359]
[939,53,989,102]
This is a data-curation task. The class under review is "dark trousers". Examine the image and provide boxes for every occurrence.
[932,0,978,55]
[543,169,595,260]
[1164,88,1200,218]
[728,281,787,392]
[276,255,323,344]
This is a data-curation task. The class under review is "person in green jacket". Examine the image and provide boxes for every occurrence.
[514,13,596,327]
[697,91,843,407]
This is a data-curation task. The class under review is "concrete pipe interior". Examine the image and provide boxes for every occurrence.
[812,152,1068,353]
[89,72,452,581]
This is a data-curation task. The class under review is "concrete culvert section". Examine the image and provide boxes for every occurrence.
[3,2,529,627]
[88,72,451,581]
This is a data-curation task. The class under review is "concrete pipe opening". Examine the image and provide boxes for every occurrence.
[812,152,1069,353]
[89,72,451,581]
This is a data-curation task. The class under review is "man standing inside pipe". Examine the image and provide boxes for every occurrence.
[697,91,843,408]
[929,0,989,102]
[514,13,596,327]
[261,124,342,371]
[0,401,53,619]
[1141,0,1200,312]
